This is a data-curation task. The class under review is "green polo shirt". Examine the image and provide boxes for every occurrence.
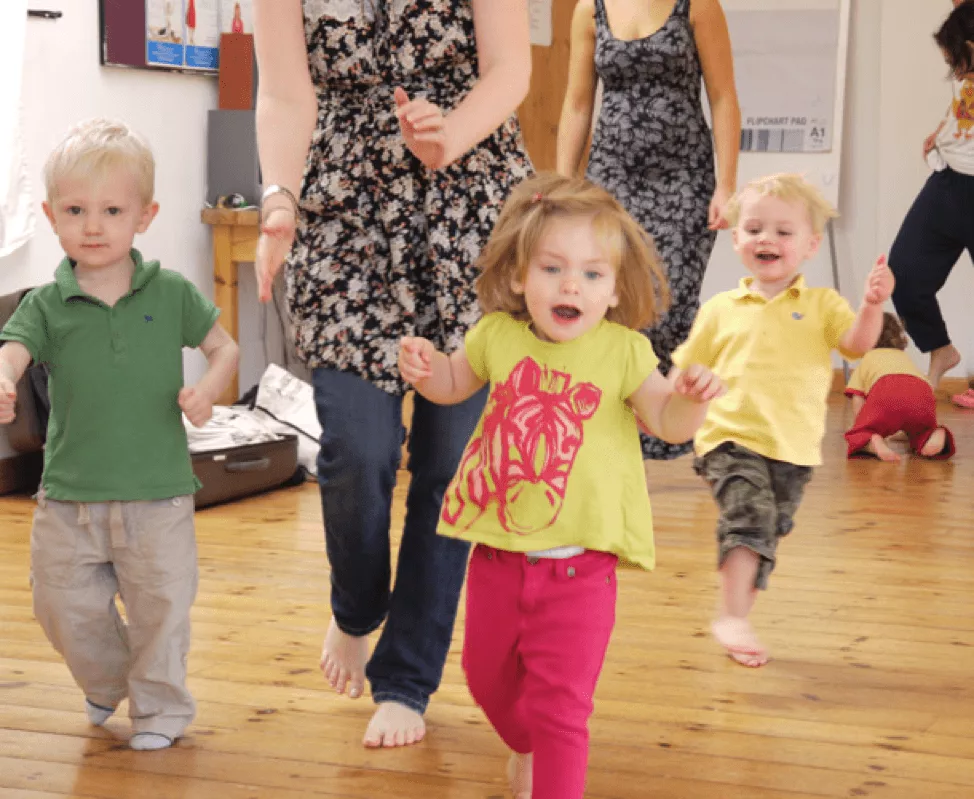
[1,250,220,501]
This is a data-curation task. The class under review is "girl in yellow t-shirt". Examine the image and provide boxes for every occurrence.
[398,173,724,799]
[845,312,955,462]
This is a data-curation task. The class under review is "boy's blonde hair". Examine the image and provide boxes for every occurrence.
[724,173,838,235]
[476,172,670,331]
[44,118,155,205]
[876,312,909,350]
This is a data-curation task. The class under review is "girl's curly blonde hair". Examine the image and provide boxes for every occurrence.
[475,172,670,331]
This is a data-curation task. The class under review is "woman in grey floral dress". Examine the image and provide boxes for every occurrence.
[252,0,532,748]
[557,0,740,460]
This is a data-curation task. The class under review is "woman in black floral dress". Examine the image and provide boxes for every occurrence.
[252,0,532,748]
[557,0,740,460]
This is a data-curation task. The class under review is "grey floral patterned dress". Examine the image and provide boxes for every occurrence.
[586,0,717,460]
[288,0,532,395]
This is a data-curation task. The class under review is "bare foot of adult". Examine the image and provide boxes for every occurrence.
[928,344,961,389]
[362,702,426,748]
[920,427,947,457]
[712,616,769,668]
[866,434,902,463]
[507,752,533,799]
[319,618,368,699]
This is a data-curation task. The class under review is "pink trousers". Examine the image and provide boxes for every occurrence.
[462,544,618,799]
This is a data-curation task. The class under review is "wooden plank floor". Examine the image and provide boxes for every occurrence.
[3,395,974,798]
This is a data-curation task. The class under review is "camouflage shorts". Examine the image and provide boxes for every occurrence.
[693,442,813,590]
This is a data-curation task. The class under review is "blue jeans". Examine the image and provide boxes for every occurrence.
[311,368,487,713]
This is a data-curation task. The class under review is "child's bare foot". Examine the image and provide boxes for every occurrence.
[928,344,961,389]
[712,616,769,668]
[920,427,947,457]
[320,618,369,698]
[507,752,533,799]
[362,702,426,748]
[866,434,901,463]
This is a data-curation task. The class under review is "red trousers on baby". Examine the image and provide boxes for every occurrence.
[462,545,617,799]
[845,374,955,459]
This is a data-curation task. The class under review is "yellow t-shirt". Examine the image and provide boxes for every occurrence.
[845,349,925,397]
[672,276,858,466]
[437,313,659,569]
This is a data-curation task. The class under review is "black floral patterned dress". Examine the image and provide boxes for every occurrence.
[289,0,532,396]
[586,0,717,460]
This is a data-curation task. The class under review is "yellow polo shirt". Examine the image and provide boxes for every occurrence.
[672,276,859,466]
[845,349,925,397]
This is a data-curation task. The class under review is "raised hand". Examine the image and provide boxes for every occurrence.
[394,87,450,170]
[863,254,895,306]
[398,337,434,385]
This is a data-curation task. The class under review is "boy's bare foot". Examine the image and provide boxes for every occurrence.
[866,434,901,463]
[920,427,947,457]
[928,344,961,389]
[507,752,533,799]
[320,618,368,698]
[712,616,769,668]
[362,702,425,748]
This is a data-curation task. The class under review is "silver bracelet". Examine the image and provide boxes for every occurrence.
[259,184,299,224]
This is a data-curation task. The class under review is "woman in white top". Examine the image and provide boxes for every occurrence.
[889,0,974,390]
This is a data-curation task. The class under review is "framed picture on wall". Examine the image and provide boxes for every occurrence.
[100,0,238,74]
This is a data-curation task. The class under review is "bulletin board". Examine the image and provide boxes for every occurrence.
[99,0,251,74]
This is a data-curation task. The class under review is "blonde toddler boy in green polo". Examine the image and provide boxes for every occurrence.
[671,173,894,668]
[0,119,238,749]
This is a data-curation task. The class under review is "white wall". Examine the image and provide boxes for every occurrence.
[3,0,971,407]
[0,0,217,386]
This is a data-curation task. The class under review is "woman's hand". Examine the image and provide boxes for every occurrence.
[394,87,451,169]
[708,184,732,230]
[255,205,297,303]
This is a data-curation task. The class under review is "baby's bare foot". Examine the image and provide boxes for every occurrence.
[362,702,426,748]
[507,752,533,799]
[712,616,769,668]
[867,434,901,463]
[319,618,369,699]
[928,344,962,389]
[920,427,947,457]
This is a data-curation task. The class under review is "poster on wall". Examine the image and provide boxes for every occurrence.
[145,0,184,67]
[220,0,252,34]
[726,8,838,153]
[183,0,220,69]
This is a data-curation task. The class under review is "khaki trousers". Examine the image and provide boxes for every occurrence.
[30,491,198,739]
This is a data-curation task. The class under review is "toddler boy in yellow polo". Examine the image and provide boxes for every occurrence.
[671,174,894,668]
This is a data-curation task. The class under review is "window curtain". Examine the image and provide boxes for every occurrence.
[0,0,34,258]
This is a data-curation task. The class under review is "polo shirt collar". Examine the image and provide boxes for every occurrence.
[55,249,160,302]
[731,274,806,301]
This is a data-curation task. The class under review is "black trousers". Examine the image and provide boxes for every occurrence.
[889,166,974,353]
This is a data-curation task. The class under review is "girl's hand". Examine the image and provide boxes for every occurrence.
[394,87,450,169]
[255,205,297,303]
[708,185,732,230]
[923,131,939,158]
[674,364,726,403]
[399,337,434,384]
[863,254,895,306]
